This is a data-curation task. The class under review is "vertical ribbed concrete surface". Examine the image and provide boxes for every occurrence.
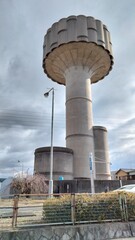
[42,15,113,179]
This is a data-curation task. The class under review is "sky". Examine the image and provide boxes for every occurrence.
[0,0,135,178]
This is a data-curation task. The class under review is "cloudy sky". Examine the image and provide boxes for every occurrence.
[0,0,135,178]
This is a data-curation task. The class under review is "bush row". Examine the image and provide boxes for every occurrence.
[42,192,135,223]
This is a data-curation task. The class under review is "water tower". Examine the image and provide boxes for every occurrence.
[42,15,113,179]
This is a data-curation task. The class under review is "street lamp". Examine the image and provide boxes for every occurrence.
[18,160,23,178]
[44,88,54,197]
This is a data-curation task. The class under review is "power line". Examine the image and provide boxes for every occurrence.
[0,109,134,131]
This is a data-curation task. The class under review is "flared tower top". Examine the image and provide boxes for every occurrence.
[43,15,114,85]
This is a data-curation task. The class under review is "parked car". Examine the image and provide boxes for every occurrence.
[114,184,135,193]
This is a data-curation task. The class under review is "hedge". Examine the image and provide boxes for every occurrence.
[42,192,135,223]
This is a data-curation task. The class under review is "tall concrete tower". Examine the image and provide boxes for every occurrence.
[42,15,113,179]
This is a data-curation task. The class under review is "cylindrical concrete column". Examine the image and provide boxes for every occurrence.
[65,66,94,178]
[93,126,111,180]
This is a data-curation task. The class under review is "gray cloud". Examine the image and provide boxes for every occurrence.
[0,0,135,177]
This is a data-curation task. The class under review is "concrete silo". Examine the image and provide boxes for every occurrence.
[93,126,111,180]
[34,147,73,180]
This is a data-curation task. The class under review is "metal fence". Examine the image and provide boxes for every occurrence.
[0,192,135,230]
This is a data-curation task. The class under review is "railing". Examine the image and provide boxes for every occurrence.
[0,192,135,230]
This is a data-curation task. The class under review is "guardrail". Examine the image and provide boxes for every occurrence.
[0,192,135,230]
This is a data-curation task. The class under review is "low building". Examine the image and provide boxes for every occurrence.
[129,170,135,180]
[115,169,135,180]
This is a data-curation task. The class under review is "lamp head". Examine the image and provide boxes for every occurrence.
[44,92,49,97]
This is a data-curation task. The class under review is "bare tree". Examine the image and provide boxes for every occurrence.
[11,174,48,195]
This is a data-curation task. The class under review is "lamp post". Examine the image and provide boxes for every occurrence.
[44,88,54,197]
[18,160,23,178]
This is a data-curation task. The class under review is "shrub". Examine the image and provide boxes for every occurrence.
[75,193,121,222]
[42,195,71,223]
[42,192,135,223]
[126,192,135,220]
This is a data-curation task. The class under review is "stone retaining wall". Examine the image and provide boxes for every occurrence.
[0,222,135,240]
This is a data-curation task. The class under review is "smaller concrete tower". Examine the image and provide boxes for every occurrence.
[34,147,73,180]
[93,126,111,180]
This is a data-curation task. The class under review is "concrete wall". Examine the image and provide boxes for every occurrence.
[0,222,135,240]
[54,179,135,194]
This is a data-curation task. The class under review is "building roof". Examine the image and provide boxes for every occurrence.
[115,168,135,175]
[0,178,6,183]
[129,170,135,175]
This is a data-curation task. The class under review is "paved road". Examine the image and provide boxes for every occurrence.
[0,205,42,218]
